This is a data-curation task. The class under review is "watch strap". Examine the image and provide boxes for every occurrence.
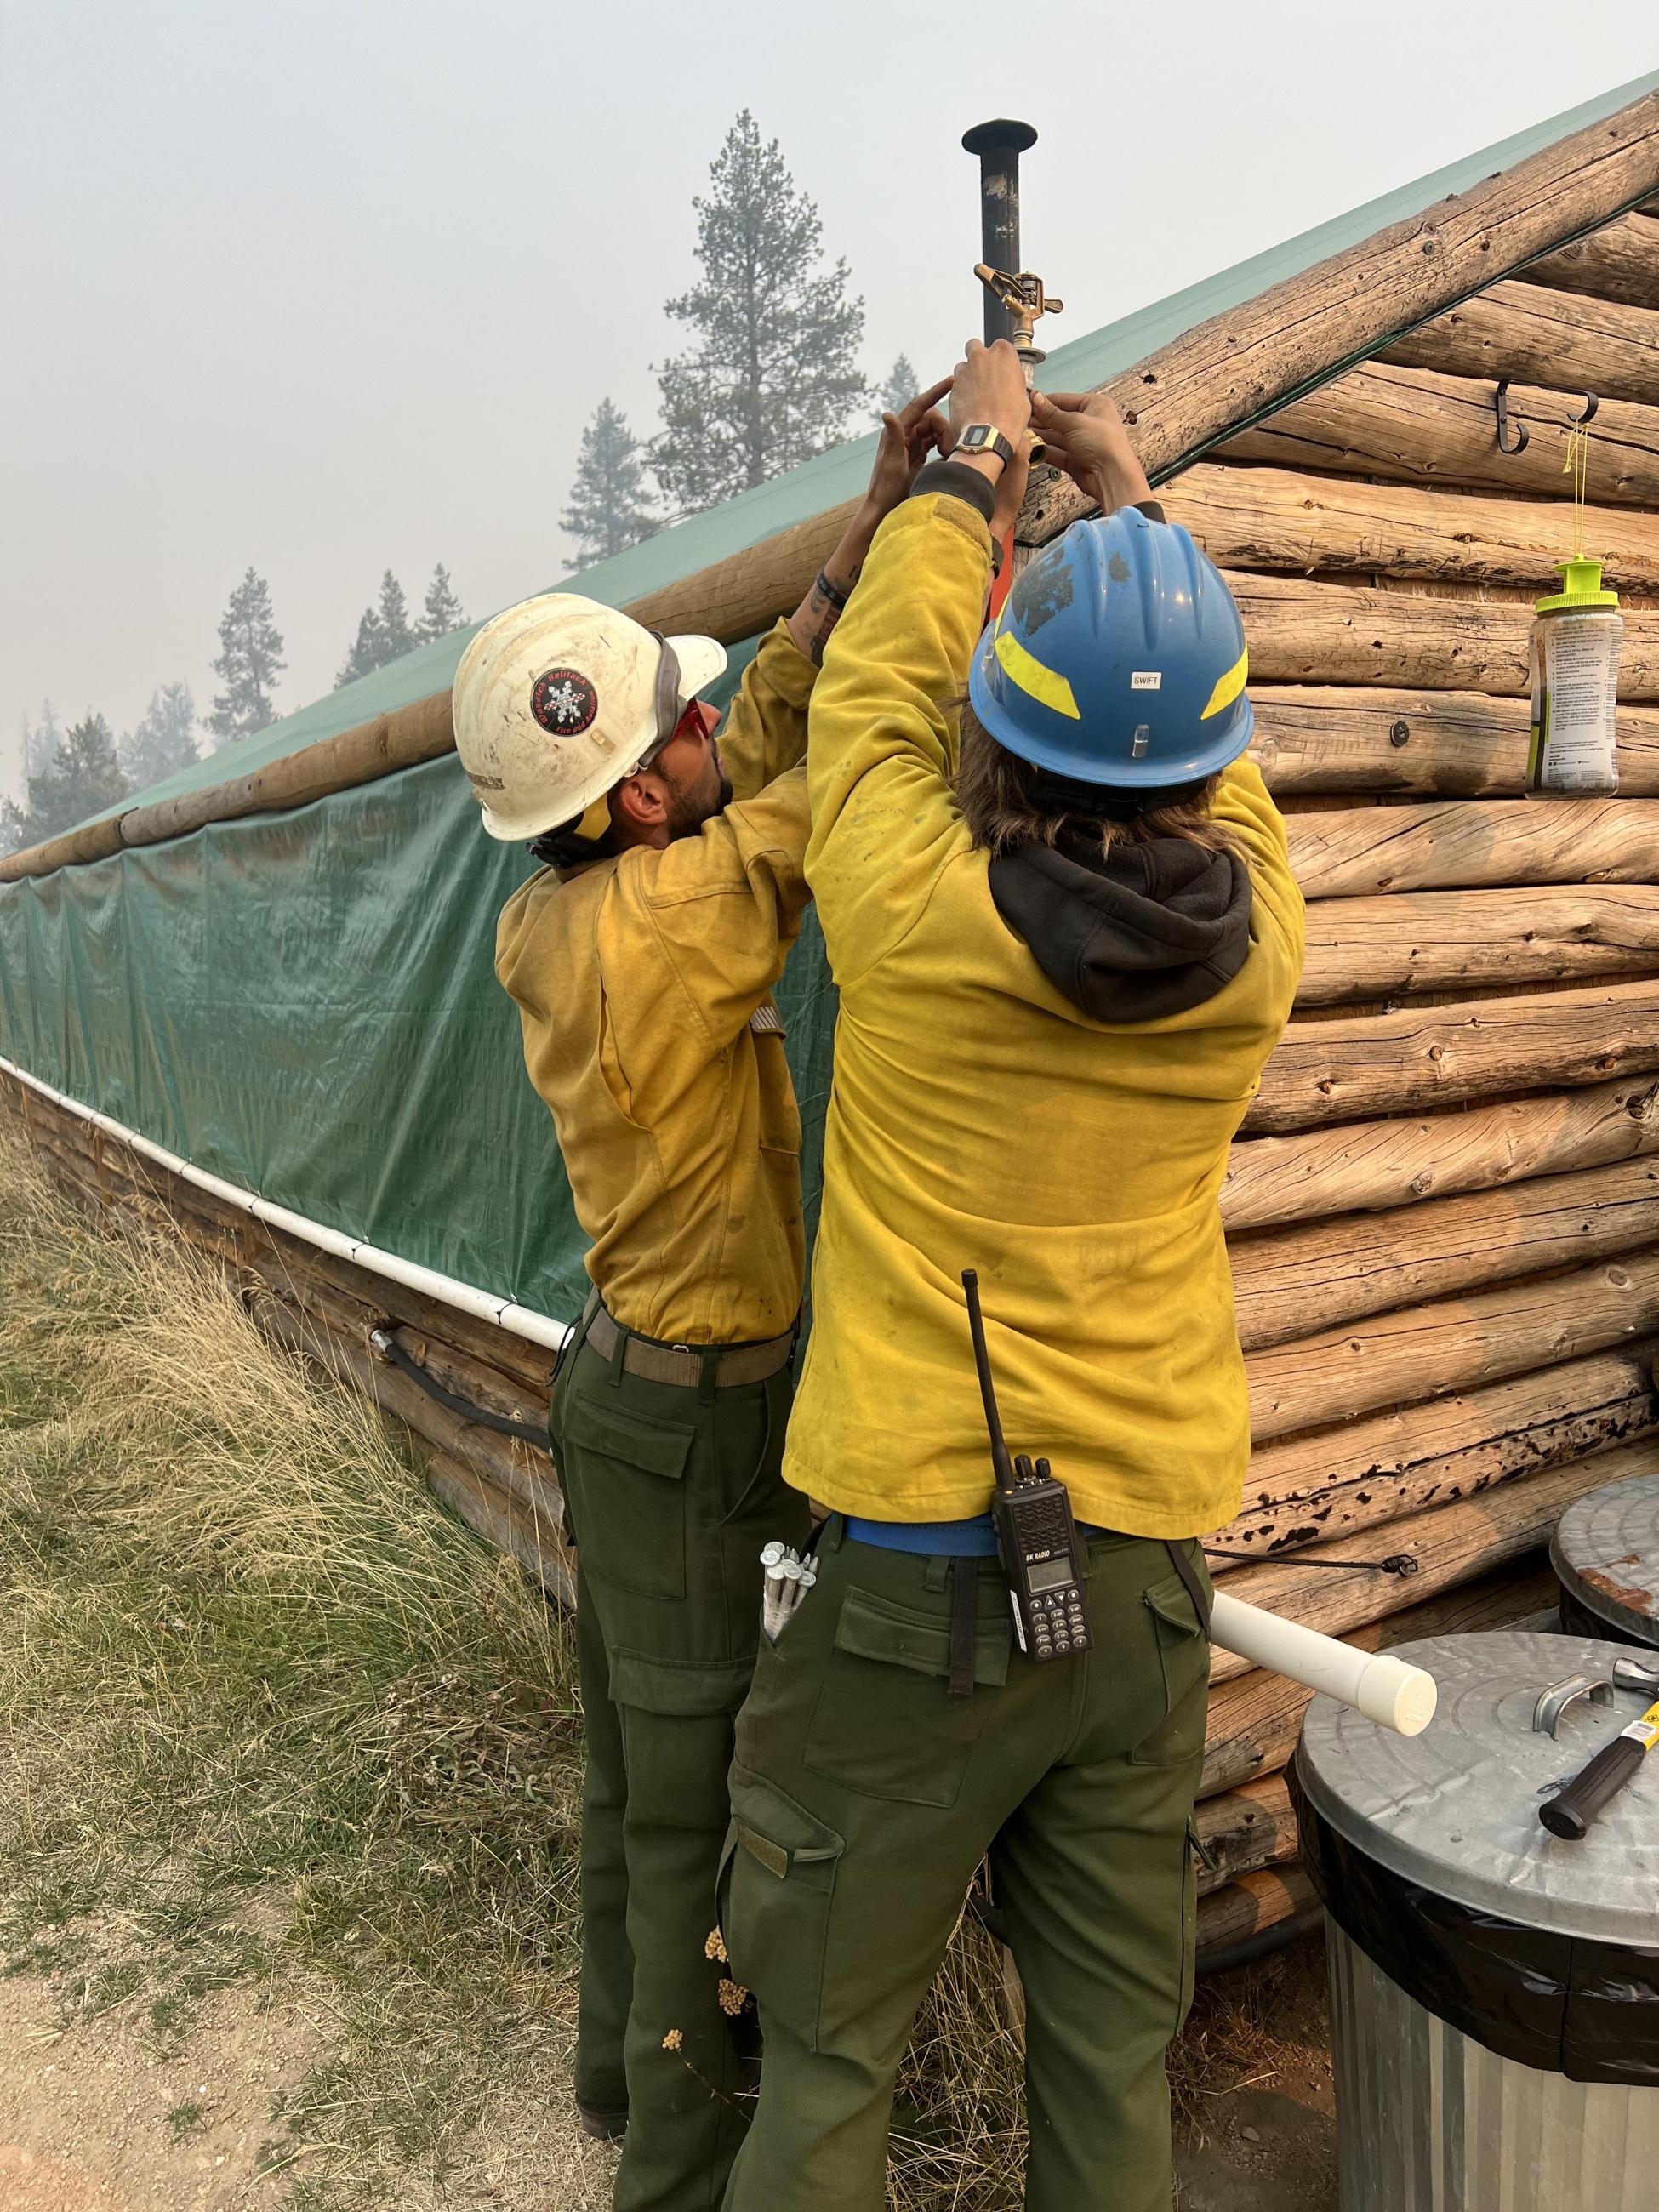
[956,425,1017,469]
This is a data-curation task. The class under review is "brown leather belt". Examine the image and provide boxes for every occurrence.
[584,1302,795,1390]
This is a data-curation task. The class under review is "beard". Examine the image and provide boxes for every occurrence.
[663,756,733,842]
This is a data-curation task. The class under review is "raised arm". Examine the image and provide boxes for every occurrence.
[805,341,1034,983]
[718,383,955,802]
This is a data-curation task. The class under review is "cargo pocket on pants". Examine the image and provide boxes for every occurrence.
[1130,1567,1210,1768]
[718,1763,844,2056]
[559,1392,697,1600]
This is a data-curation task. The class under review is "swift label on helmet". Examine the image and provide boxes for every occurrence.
[967,508,1255,791]
[531,669,599,737]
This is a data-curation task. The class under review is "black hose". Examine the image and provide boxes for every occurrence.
[371,1328,550,1451]
[1206,1548,1418,1578]
[1196,1896,1325,1978]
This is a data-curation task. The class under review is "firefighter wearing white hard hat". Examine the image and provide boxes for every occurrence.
[458,383,954,2210]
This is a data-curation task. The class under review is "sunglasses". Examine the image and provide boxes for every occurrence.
[634,634,710,772]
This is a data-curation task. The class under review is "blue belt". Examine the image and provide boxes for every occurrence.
[845,1512,1109,1558]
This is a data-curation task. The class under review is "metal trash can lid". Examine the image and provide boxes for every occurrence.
[1297,1631,1659,1947]
[1552,1472,1659,1647]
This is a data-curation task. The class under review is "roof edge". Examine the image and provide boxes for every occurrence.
[8,79,1659,885]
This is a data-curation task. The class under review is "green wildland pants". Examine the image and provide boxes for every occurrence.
[719,1517,1211,2212]
[550,1313,811,2212]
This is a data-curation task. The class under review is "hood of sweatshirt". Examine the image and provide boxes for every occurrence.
[987,834,1252,1023]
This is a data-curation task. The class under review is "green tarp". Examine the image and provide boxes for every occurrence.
[0,646,840,1327]
[4,72,1656,1325]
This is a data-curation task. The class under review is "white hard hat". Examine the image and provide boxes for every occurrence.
[452,592,727,842]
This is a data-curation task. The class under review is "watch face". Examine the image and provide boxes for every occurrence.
[963,426,989,448]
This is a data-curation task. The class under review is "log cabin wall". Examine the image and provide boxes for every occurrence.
[1149,198,1659,1931]
[9,197,1659,1953]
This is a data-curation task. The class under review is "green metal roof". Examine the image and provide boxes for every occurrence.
[106,66,1659,825]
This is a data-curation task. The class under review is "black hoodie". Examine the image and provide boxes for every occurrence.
[988,833,1252,1023]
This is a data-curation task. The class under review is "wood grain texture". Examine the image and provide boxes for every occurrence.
[1284,799,1658,899]
[1296,884,1659,1004]
[1219,1343,1658,1562]
[1223,1076,1659,1231]
[1192,1776,1297,1896]
[1230,570,1659,697]
[1246,982,1659,1135]
[1251,686,1659,799]
[1245,1248,1659,1442]
[1172,463,1659,592]
[1518,211,1659,311]
[1381,279,1659,408]
[1222,363,1659,508]
[1194,1865,1316,1953]
[1207,1437,1659,1683]
[1199,1559,1557,1795]
[1231,1157,1659,1347]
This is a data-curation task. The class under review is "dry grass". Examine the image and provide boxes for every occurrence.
[0,1122,589,2206]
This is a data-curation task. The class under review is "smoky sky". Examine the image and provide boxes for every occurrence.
[3,1,1653,796]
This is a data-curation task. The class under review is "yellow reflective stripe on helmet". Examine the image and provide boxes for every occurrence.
[1200,647,1248,721]
[993,626,1081,721]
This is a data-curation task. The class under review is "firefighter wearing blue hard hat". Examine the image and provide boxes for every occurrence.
[968,503,1254,795]
[721,344,1305,2212]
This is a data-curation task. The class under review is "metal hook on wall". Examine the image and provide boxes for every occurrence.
[1493,379,1529,456]
[1572,392,1599,426]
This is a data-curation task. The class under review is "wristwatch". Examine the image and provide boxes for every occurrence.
[955,425,1017,470]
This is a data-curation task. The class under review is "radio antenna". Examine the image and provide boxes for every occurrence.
[961,1269,1017,1496]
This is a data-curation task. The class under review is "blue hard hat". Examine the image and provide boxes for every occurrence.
[966,508,1253,790]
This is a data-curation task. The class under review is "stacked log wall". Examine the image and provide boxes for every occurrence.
[1171,200,1659,1936]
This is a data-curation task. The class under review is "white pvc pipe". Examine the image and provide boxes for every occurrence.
[0,1052,572,1354]
[1211,1590,1439,1736]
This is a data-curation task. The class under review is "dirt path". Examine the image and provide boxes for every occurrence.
[1174,1935,1339,2212]
[0,1971,322,2211]
[0,1964,619,2212]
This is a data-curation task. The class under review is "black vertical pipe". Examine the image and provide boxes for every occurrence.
[962,120,1038,344]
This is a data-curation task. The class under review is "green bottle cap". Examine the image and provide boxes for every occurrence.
[1536,556,1620,613]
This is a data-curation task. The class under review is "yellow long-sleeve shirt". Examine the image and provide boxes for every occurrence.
[786,494,1305,1537]
[495,622,818,1346]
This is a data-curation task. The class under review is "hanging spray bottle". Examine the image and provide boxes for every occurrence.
[1525,417,1622,797]
[1526,556,1623,796]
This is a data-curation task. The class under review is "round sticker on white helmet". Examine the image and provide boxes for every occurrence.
[531,668,599,737]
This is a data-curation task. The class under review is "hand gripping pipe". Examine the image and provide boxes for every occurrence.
[1210,1590,1439,1735]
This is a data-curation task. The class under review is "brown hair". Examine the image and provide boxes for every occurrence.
[954,701,1232,859]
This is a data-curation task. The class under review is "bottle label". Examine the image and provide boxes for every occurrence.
[1533,615,1622,794]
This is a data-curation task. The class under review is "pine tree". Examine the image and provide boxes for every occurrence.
[336,571,419,689]
[562,400,658,565]
[119,682,198,790]
[375,570,415,661]
[876,354,918,419]
[21,699,63,781]
[417,563,465,644]
[8,712,128,847]
[335,607,387,690]
[654,111,869,514]
[207,568,285,749]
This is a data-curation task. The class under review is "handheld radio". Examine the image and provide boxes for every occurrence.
[962,1269,1093,1662]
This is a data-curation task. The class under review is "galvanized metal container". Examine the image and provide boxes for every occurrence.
[1552,1472,1659,1649]
[1296,1631,1659,2212]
